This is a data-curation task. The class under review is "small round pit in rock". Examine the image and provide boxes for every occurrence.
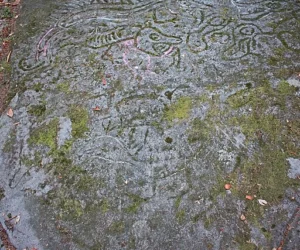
[165,137,173,143]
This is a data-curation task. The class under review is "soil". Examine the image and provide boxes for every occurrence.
[0,0,20,113]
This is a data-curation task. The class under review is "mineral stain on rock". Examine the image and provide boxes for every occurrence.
[0,0,300,249]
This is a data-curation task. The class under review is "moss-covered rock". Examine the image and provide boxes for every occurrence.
[68,106,89,139]
[28,118,59,150]
[164,96,192,123]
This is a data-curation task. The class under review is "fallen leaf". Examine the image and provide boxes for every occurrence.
[240,214,246,221]
[15,215,20,224]
[7,108,13,118]
[93,106,101,111]
[224,183,231,190]
[245,195,254,200]
[258,199,268,206]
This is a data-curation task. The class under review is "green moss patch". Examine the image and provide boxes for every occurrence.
[28,103,46,117]
[28,118,59,150]
[107,221,125,234]
[59,198,84,219]
[41,143,105,220]
[56,81,71,93]
[176,209,185,224]
[125,193,147,213]
[189,80,300,220]
[68,106,89,138]
[188,118,211,143]
[174,196,182,209]
[99,199,110,213]
[231,148,299,218]
[277,80,296,95]
[164,96,192,123]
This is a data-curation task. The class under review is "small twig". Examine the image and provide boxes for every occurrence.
[6,51,11,62]
[5,215,17,222]
[0,0,20,6]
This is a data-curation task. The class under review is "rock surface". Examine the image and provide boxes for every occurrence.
[0,0,300,249]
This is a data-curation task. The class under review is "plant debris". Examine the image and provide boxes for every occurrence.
[258,199,268,206]
[93,106,101,111]
[0,222,16,250]
[245,195,254,200]
[240,214,246,221]
[6,107,13,117]
[224,183,231,190]
[0,0,21,113]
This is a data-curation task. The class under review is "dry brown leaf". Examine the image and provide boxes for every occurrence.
[7,108,13,118]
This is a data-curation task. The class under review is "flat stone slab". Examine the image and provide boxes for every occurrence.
[0,0,300,249]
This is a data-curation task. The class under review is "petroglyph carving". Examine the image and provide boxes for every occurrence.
[18,0,300,72]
